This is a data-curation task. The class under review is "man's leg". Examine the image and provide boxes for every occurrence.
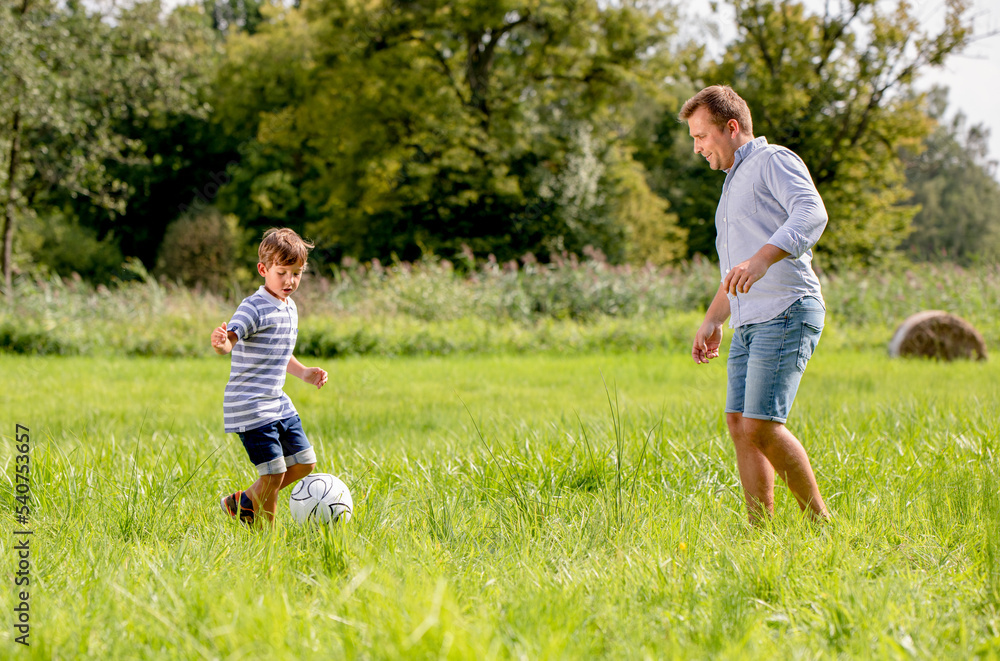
[727,412,775,524]
[742,417,829,521]
[734,297,828,522]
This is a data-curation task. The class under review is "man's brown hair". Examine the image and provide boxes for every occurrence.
[258,228,314,267]
[679,85,754,137]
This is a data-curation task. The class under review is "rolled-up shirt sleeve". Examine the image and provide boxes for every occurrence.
[763,150,828,259]
[227,301,259,342]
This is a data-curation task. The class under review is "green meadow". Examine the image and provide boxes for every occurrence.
[1,348,999,659]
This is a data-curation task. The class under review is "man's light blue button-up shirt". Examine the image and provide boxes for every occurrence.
[716,136,828,328]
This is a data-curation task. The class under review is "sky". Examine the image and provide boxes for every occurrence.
[919,0,1000,168]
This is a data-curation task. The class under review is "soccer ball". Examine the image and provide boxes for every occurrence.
[289,473,353,524]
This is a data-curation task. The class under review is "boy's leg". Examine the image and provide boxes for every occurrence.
[245,472,285,523]
[248,463,314,523]
[230,416,317,524]
[234,420,289,525]
[279,463,315,490]
[275,415,317,493]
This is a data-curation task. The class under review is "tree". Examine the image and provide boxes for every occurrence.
[203,0,265,36]
[631,86,725,259]
[0,0,213,290]
[657,0,974,267]
[901,88,1000,264]
[62,2,227,271]
[212,0,688,265]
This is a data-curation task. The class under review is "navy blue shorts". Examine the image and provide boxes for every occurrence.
[238,415,317,475]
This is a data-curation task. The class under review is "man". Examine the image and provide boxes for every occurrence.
[680,85,830,523]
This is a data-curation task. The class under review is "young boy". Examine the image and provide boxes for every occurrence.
[211,228,328,526]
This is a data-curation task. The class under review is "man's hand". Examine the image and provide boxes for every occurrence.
[302,367,328,389]
[692,320,723,364]
[724,256,770,296]
[723,244,790,296]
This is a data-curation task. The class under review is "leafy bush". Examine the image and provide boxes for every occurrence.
[156,209,254,291]
[0,322,77,355]
[20,213,124,283]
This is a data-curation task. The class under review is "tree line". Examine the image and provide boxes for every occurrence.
[2,0,998,291]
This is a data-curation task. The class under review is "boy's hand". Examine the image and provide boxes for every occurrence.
[303,367,328,389]
[211,323,232,355]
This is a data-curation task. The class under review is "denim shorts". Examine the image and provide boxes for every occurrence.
[238,415,317,475]
[726,296,824,423]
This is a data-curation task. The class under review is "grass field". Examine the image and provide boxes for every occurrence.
[1,349,999,659]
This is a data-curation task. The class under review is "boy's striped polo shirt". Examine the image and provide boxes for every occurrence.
[223,286,299,433]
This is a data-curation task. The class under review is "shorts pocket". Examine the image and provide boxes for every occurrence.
[796,321,823,372]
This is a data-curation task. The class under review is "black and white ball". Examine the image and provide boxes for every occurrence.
[289,473,353,524]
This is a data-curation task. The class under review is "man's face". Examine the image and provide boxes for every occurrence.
[687,106,739,171]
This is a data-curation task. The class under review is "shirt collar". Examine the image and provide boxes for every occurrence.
[256,285,289,310]
[725,136,769,174]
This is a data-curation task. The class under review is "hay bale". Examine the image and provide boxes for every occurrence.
[888,311,987,361]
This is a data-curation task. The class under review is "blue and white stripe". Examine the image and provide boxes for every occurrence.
[223,286,299,433]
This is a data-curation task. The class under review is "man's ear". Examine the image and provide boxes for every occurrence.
[727,119,740,137]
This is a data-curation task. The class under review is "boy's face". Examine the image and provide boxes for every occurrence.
[258,259,305,302]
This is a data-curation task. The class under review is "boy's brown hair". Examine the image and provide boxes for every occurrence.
[258,228,314,267]
[678,85,754,137]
